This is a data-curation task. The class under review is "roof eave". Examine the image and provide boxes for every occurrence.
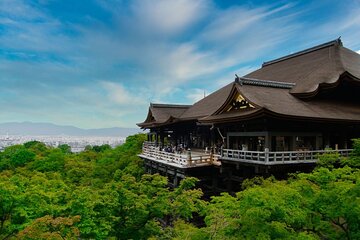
[290,71,360,99]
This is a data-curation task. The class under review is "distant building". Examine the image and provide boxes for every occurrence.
[137,39,360,192]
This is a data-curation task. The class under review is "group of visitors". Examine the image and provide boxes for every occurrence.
[161,144,187,154]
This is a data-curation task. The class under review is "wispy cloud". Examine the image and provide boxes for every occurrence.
[1,0,360,128]
[186,89,206,103]
[129,0,210,36]
[101,81,146,106]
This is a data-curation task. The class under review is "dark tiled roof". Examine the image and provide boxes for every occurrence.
[212,85,360,121]
[180,82,234,119]
[244,39,360,97]
[138,39,360,128]
[137,103,190,127]
[201,83,360,123]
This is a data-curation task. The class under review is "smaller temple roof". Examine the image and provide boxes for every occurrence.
[179,83,234,120]
[137,103,190,128]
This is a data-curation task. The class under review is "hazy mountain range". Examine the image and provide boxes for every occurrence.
[0,122,142,137]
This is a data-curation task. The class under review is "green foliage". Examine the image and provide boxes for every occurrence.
[340,139,360,168]
[296,167,360,239]
[0,176,23,238]
[199,181,312,240]
[0,136,360,239]
[352,139,360,156]
[24,141,49,157]
[23,141,42,149]
[0,145,35,170]
[17,215,80,240]
[57,144,71,154]
[317,152,341,169]
[0,134,206,239]
[30,149,65,172]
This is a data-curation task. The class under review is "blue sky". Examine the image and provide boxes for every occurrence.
[1,0,360,128]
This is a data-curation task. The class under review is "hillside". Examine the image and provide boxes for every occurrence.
[0,135,359,239]
[0,122,140,137]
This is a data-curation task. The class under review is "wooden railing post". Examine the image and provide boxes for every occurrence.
[187,149,192,166]
[265,148,269,164]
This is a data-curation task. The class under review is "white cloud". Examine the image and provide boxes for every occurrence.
[303,3,360,49]
[8,0,360,127]
[88,1,299,89]
[0,0,45,20]
[101,81,146,106]
[199,7,265,42]
[214,66,258,87]
[186,88,206,103]
[130,0,209,36]
[0,0,69,54]
[357,50,360,54]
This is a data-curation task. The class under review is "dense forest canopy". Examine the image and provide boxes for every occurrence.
[0,135,359,239]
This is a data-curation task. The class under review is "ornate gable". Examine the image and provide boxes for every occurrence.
[213,84,256,116]
[224,92,255,112]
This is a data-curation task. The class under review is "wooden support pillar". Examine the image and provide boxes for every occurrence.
[148,161,153,174]
[155,162,159,173]
[292,136,297,151]
[316,135,322,150]
[265,132,271,149]
[344,138,348,149]
[226,132,230,150]
[173,174,179,187]
[160,132,165,148]
[212,175,218,190]
[155,133,159,146]
[254,165,259,174]
[324,134,330,148]
[227,169,233,192]
[210,127,215,148]
[149,132,155,142]
[188,133,192,148]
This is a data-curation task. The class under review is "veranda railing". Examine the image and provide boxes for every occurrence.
[141,143,218,167]
[221,148,353,165]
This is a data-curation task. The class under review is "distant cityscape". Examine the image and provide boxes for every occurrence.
[0,134,125,153]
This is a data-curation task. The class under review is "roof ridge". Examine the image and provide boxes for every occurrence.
[262,38,342,67]
[150,103,191,108]
[239,77,295,89]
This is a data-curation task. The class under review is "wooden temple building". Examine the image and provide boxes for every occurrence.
[137,39,360,193]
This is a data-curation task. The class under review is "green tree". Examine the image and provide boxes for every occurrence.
[0,176,23,239]
[1,145,35,169]
[16,215,80,240]
[30,149,65,172]
[58,144,71,154]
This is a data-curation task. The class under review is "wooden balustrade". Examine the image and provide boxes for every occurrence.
[141,142,353,166]
[221,148,353,165]
[141,144,216,168]
[143,141,157,147]
[221,149,353,165]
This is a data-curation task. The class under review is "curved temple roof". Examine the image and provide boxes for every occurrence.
[137,103,190,128]
[245,38,360,97]
[138,39,360,128]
